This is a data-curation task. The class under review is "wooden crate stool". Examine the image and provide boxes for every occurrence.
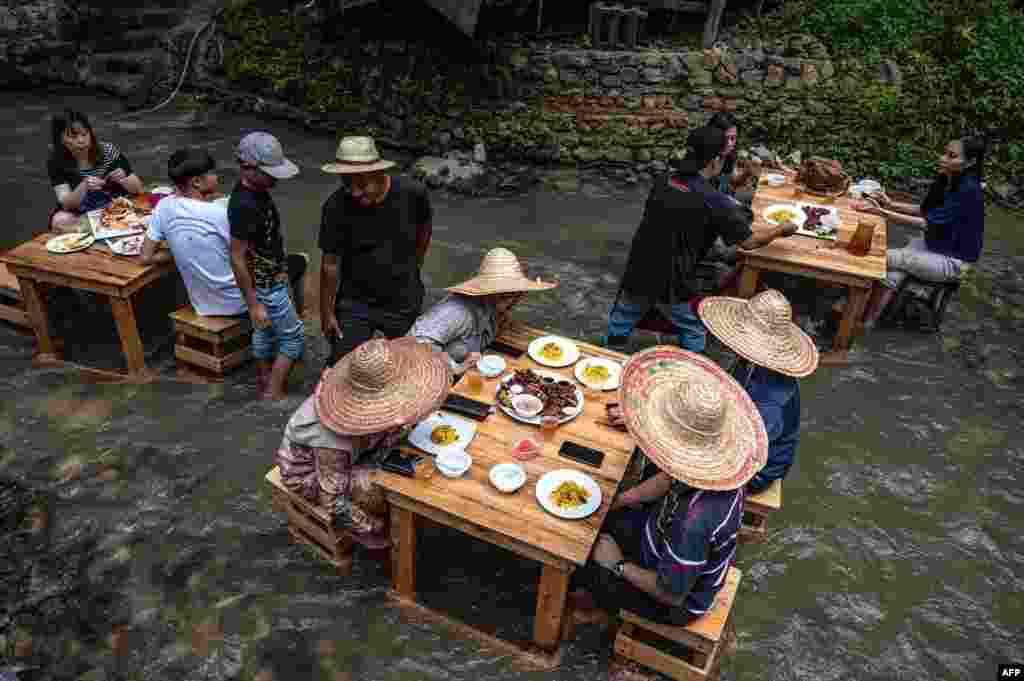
[170,306,251,375]
[265,466,354,574]
[0,263,30,331]
[740,479,781,543]
[615,567,741,681]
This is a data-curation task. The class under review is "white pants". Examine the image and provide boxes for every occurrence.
[885,236,963,289]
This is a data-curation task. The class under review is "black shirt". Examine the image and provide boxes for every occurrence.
[318,176,432,310]
[47,142,133,213]
[618,173,752,304]
[227,182,287,289]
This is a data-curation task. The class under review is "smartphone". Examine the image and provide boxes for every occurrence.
[559,441,605,468]
[488,340,525,358]
[380,449,424,478]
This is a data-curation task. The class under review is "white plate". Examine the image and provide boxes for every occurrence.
[574,356,623,391]
[528,336,581,368]
[794,202,840,241]
[149,186,175,195]
[762,204,807,228]
[407,412,477,456]
[763,173,787,187]
[535,469,602,520]
[46,232,95,254]
[88,209,148,241]
[108,234,145,256]
[436,450,472,478]
[496,370,585,426]
[490,463,526,493]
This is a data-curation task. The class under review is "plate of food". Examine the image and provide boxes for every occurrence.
[108,234,145,256]
[407,412,477,456]
[528,336,580,368]
[762,204,807,228]
[574,356,623,391]
[535,469,602,520]
[795,202,840,240]
[89,196,151,240]
[46,232,95,254]
[496,368,584,426]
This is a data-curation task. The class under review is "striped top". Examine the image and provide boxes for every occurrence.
[640,481,744,617]
[47,142,134,214]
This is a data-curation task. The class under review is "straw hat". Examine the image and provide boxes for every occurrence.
[619,346,767,491]
[321,136,397,174]
[697,289,819,378]
[447,248,558,296]
[315,337,451,436]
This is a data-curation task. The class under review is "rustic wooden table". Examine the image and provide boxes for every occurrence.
[0,233,177,375]
[378,322,636,666]
[738,182,887,358]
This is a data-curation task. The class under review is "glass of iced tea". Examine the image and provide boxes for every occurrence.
[540,415,559,442]
[464,369,482,395]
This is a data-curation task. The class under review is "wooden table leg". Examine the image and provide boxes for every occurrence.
[109,296,147,374]
[737,265,761,298]
[533,563,571,651]
[391,505,417,599]
[17,277,61,363]
[833,286,870,351]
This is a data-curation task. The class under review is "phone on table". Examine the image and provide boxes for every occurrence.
[488,340,525,358]
[558,441,605,468]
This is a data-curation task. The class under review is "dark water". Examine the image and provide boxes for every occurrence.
[2,88,1023,680]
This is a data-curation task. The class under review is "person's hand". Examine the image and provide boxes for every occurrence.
[862,197,885,216]
[106,168,128,186]
[322,312,342,339]
[866,190,891,208]
[82,176,105,192]
[250,302,271,330]
[609,495,629,511]
[606,403,625,427]
[464,351,482,367]
[779,220,799,237]
[593,533,624,570]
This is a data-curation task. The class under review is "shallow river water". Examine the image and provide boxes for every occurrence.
[1,89,1022,681]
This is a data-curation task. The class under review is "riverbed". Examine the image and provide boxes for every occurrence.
[1,88,1022,681]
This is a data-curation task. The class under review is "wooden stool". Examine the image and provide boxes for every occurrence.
[0,263,30,331]
[615,567,741,681]
[170,306,251,375]
[265,466,354,574]
[740,479,781,542]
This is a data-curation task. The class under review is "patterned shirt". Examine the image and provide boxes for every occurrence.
[640,482,744,618]
[47,142,134,213]
[227,182,287,288]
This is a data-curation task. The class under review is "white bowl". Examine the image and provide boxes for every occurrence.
[859,179,882,194]
[511,394,544,418]
[436,450,472,478]
[477,354,506,378]
[489,463,526,493]
[764,173,786,187]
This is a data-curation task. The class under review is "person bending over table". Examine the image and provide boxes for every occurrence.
[407,248,557,377]
[276,337,451,549]
[699,289,819,494]
[856,134,988,327]
[605,125,797,354]
[571,346,767,626]
[47,108,144,234]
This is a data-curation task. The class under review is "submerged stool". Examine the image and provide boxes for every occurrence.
[266,466,354,575]
[740,479,781,543]
[887,276,961,332]
[170,306,251,375]
[0,264,30,331]
[615,566,741,681]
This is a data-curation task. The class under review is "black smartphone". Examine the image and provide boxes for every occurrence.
[442,394,491,420]
[559,441,605,468]
[380,449,423,478]
[488,340,525,358]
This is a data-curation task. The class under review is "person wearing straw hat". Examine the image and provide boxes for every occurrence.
[407,248,557,376]
[571,346,768,626]
[319,136,434,367]
[698,289,818,493]
[605,126,798,354]
[276,337,451,548]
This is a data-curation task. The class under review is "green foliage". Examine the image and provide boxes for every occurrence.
[222,0,304,92]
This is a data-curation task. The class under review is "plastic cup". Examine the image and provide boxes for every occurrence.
[465,370,482,394]
[540,415,559,442]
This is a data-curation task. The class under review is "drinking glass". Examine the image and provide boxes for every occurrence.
[464,369,482,395]
[540,415,559,442]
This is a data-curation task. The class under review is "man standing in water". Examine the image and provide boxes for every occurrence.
[228,132,306,400]
[318,136,433,367]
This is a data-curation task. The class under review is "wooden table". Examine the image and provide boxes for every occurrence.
[737,182,887,356]
[379,322,636,666]
[0,234,177,374]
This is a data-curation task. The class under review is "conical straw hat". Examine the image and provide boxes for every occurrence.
[315,337,451,436]
[698,289,819,377]
[321,136,397,174]
[447,248,558,296]
[619,346,767,491]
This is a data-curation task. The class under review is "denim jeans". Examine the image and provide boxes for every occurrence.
[606,290,707,352]
[252,280,305,361]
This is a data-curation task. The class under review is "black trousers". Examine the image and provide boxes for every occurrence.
[325,298,420,368]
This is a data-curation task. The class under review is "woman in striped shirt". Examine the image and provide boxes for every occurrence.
[47,109,144,233]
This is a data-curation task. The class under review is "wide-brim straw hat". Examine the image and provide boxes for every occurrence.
[321,136,397,174]
[698,289,819,378]
[619,346,767,491]
[447,248,558,296]
[315,337,452,436]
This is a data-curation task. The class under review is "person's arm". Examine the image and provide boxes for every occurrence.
[612,471,672,510]
[622,562,687,607]
[230,237,269,328]
[140,237,172,264]
[414,182,433,269]
[104,151,144,195]
[739,222,797,250]
[416,222,432,269]
[54,177,103,211]
[865,196,927,230]
[592,533,696,607]
[320,253,342,339]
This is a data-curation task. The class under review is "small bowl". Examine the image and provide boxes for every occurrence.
[489,463,526,493]
[477,355,506,378]
[764,173,786,187]
[859,179,882,194]
[436,450,472,478]
[511,394,544,418]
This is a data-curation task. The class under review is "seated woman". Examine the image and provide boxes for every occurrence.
[706,111,762,205]
[47,109,144,234]
[407,248,557,376]
[276,337,450,548]
[858,135,987,326]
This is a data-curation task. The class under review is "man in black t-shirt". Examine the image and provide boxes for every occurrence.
[606,126,798,353]
[318,136,433,367]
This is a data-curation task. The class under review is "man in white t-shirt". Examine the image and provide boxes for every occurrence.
[141,149,247,317]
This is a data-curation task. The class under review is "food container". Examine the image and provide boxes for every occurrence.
[489,463,526,493]
[511,394,544,417]
[764,173,787,187]
[436,450,472,478]
[477,355,506,378]
[512,437,541,460]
